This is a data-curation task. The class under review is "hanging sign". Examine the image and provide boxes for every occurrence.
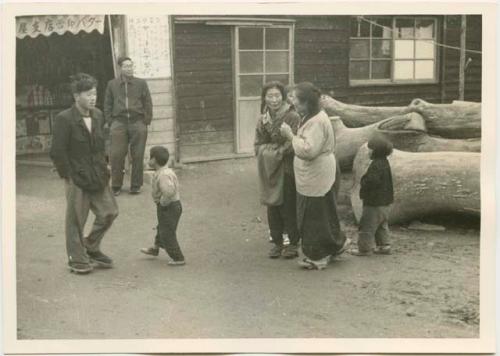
[16,15,105,39]
[126,15,171,78]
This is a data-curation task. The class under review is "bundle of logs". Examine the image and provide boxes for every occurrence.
[320,95,481,225]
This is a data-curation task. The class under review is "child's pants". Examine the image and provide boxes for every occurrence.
[155,201,184,261]
[358,205,391,253]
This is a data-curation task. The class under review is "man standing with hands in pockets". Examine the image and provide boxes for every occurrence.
[50,73,119,274]
[104,56,153,196]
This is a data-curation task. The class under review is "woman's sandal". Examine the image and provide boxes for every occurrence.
[335,237,352,256]
[298,258,328,270]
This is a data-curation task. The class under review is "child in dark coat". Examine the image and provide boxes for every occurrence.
[350,136,394,256]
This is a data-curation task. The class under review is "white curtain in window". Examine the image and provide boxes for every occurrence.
[415,60,434,79]
[415,41,435,59]
[394,61,414,79]
[394,40,414,59]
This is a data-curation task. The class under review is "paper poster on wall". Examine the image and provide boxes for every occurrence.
[126,16,171,79]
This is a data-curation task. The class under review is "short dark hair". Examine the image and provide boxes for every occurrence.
[117,56,132,67]
[260,81,286,114]
[368,135,393,158]
[293,82,322,118]
[69,73,97,94]
[150,146,170,166]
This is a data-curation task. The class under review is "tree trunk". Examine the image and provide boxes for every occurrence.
[408,98,481,139]
[332,117,378,171]
[321,95,410,128]
[376,113,481,153]
[321,95,481,139]
[332,113,480,171]
[350,144,480,225]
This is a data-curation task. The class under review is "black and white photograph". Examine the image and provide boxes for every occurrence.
[1,1,497,354]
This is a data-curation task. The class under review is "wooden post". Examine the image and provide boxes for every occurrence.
[458,15,467,101]
[440,15,447,103]
[169,15,180,164]
[107,15,117,78]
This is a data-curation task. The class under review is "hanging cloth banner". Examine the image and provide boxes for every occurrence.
[16,15,105,39]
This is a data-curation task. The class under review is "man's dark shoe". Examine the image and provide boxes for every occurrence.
[68,262,93,274]
[374,245,392,255]
[87,250,113,268]
[112,187,122,196]
[130,186,142,195]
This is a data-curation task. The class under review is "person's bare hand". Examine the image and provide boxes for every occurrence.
[280,123,293,140]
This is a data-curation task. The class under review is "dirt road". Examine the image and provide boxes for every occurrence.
[16,159,479,339]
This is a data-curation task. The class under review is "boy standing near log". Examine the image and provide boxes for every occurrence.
[349,136,394,256]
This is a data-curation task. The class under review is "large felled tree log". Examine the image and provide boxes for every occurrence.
[321,95,410,128]
[332,113,480,171]
[408,98,481,139]
[376,113,481,153]
[332,117,379,171]
[350,144,480,225]
[322,95,482,138]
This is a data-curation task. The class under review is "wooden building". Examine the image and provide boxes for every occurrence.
[16,15,482,165]
[171,15,482,163]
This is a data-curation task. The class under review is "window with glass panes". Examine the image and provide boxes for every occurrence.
[350,17,438,84]
[236,27,292,97]
[235,26,293,153]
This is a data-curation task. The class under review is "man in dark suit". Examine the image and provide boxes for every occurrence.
[50,73,119,274]
[104,56,153,196]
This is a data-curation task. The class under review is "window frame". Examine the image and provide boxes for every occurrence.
[235,25,294,99]
[349,16,440,86]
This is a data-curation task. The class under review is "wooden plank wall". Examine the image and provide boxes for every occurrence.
[173,23,235,161]
[293,16,351,99]
[441,15,482,102]
[145,78,176,161]
[294,16,441,106]
[293,15,482,105]
[464,15,482,102]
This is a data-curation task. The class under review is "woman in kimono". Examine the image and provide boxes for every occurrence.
[255,81,301,259]
[280,82,348,270]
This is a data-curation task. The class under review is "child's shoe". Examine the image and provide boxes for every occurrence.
[140,246,160,256]
[68,262,93,274]
[168,259,186,266]
[112,187,122,196]
[374,245,392,255]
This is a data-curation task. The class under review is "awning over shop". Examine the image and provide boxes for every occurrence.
[16,15,105,39]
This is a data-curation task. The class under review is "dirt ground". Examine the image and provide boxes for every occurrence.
[15,158,479,339]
